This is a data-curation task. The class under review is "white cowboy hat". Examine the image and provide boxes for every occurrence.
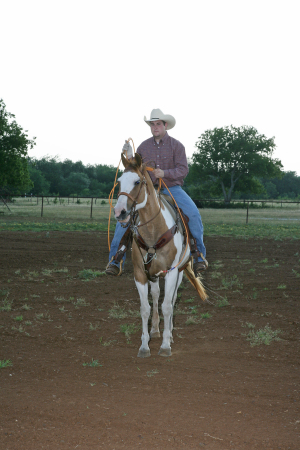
[144,108,176,130]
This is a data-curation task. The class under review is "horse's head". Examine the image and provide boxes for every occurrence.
[114,153,148,223]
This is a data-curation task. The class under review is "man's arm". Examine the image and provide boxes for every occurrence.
[163,141,189,181]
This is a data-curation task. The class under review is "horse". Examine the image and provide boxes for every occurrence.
[113,153,207,357]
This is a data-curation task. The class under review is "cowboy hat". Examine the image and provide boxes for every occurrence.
[144,108,176,130]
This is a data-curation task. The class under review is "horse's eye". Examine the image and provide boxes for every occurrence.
[134,180,140,186]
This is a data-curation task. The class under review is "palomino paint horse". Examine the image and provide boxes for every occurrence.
[114,153,207,357]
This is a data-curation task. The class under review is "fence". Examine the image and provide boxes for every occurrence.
[1,196,299,224]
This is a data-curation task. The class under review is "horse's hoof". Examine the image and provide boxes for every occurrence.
[137,348,151,358]
[158,347,172,357]
[150,331,160,338]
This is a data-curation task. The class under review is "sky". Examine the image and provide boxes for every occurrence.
[1,0,299,174]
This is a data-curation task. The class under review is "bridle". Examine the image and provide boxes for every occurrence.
[117,166,161,228]
[117,169,148,215]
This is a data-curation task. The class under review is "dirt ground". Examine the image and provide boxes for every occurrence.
[0,231,299,450]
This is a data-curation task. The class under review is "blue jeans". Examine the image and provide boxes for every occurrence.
[108,185,206,267]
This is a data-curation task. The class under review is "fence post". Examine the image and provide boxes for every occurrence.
[90,197,93,218]
[41,196,44,217]
[246,202,249,224]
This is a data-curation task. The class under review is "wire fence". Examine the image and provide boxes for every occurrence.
[1,195,299,224]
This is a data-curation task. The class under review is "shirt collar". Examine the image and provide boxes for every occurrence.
[153,131,169,145]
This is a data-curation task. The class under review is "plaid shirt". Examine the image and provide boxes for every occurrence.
[137,132,189,187]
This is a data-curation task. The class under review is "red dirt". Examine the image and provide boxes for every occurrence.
[1,231,300,449]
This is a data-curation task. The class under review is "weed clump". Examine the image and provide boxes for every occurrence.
[78,269,105,280]
[221,275,243,290]
[243,324,281,347]
[0,360,13,369]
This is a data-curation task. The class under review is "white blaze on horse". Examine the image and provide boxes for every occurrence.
[114,153,207,358]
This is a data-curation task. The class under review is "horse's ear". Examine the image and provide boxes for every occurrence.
[135,152,142,168]
[121,153,130,168]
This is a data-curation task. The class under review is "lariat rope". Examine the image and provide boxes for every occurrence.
[107,138,190,275]
[108,138,135,250]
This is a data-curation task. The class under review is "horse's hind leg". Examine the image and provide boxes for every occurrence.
[150,280,160,338]
[135,280,151,358]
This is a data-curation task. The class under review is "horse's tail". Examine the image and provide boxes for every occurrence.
[184,261,208,302]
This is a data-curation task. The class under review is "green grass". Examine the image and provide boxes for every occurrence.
[0,220,113,232]
[14,315,23,322]
[89,323,100,331]
[0,360,13,369]
[108,303,140,319]
[244,324,282,347]
[0,298,13,311]
[21,304,33,310]
[185,316,201,325]
[0,288,10,296]
[183,298,195,303]
[99,338,116,347]
[146,369,159,377]
[78,269,105,280]
[201,312,212,319]
[82,359,102,367]
[221,275,243,290]
[72,298,89,307]
[109,303,129,319]
[1,205,300,239]
[120,323,138,339]
[216,297,229,307]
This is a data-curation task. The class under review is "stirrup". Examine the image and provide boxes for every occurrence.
[105,258,124,276]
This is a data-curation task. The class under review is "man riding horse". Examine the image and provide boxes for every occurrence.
[105,108,208,277]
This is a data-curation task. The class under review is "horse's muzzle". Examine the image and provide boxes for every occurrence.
[114,208,130,223]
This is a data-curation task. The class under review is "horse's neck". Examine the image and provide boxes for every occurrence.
[138,176,169,239]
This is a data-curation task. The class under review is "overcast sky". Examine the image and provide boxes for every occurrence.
[1,0,299,174]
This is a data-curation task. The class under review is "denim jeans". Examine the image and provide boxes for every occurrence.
[108,185,206,267]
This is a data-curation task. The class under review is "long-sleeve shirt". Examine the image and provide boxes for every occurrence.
[136,132,189,187]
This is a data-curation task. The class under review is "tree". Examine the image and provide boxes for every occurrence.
[0,99,36,193]
[269,171,300,199]
[190,125,283,203]
[27,164,50,195]
[64,172,90,196]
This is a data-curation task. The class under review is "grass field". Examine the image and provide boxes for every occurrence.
[0,197,299,239]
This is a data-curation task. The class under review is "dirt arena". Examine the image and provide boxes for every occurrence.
[1,231,299,449]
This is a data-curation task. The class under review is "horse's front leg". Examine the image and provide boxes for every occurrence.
[150,280,160,338]
[135,279,151,358]
[159,270,183,357]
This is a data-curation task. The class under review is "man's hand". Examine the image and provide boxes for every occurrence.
[122,141,133,158]
[152,168,164,179]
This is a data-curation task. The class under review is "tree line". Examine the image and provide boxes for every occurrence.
[26,156,300,202]
[1,98,300,203]
[27,156,120,198]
